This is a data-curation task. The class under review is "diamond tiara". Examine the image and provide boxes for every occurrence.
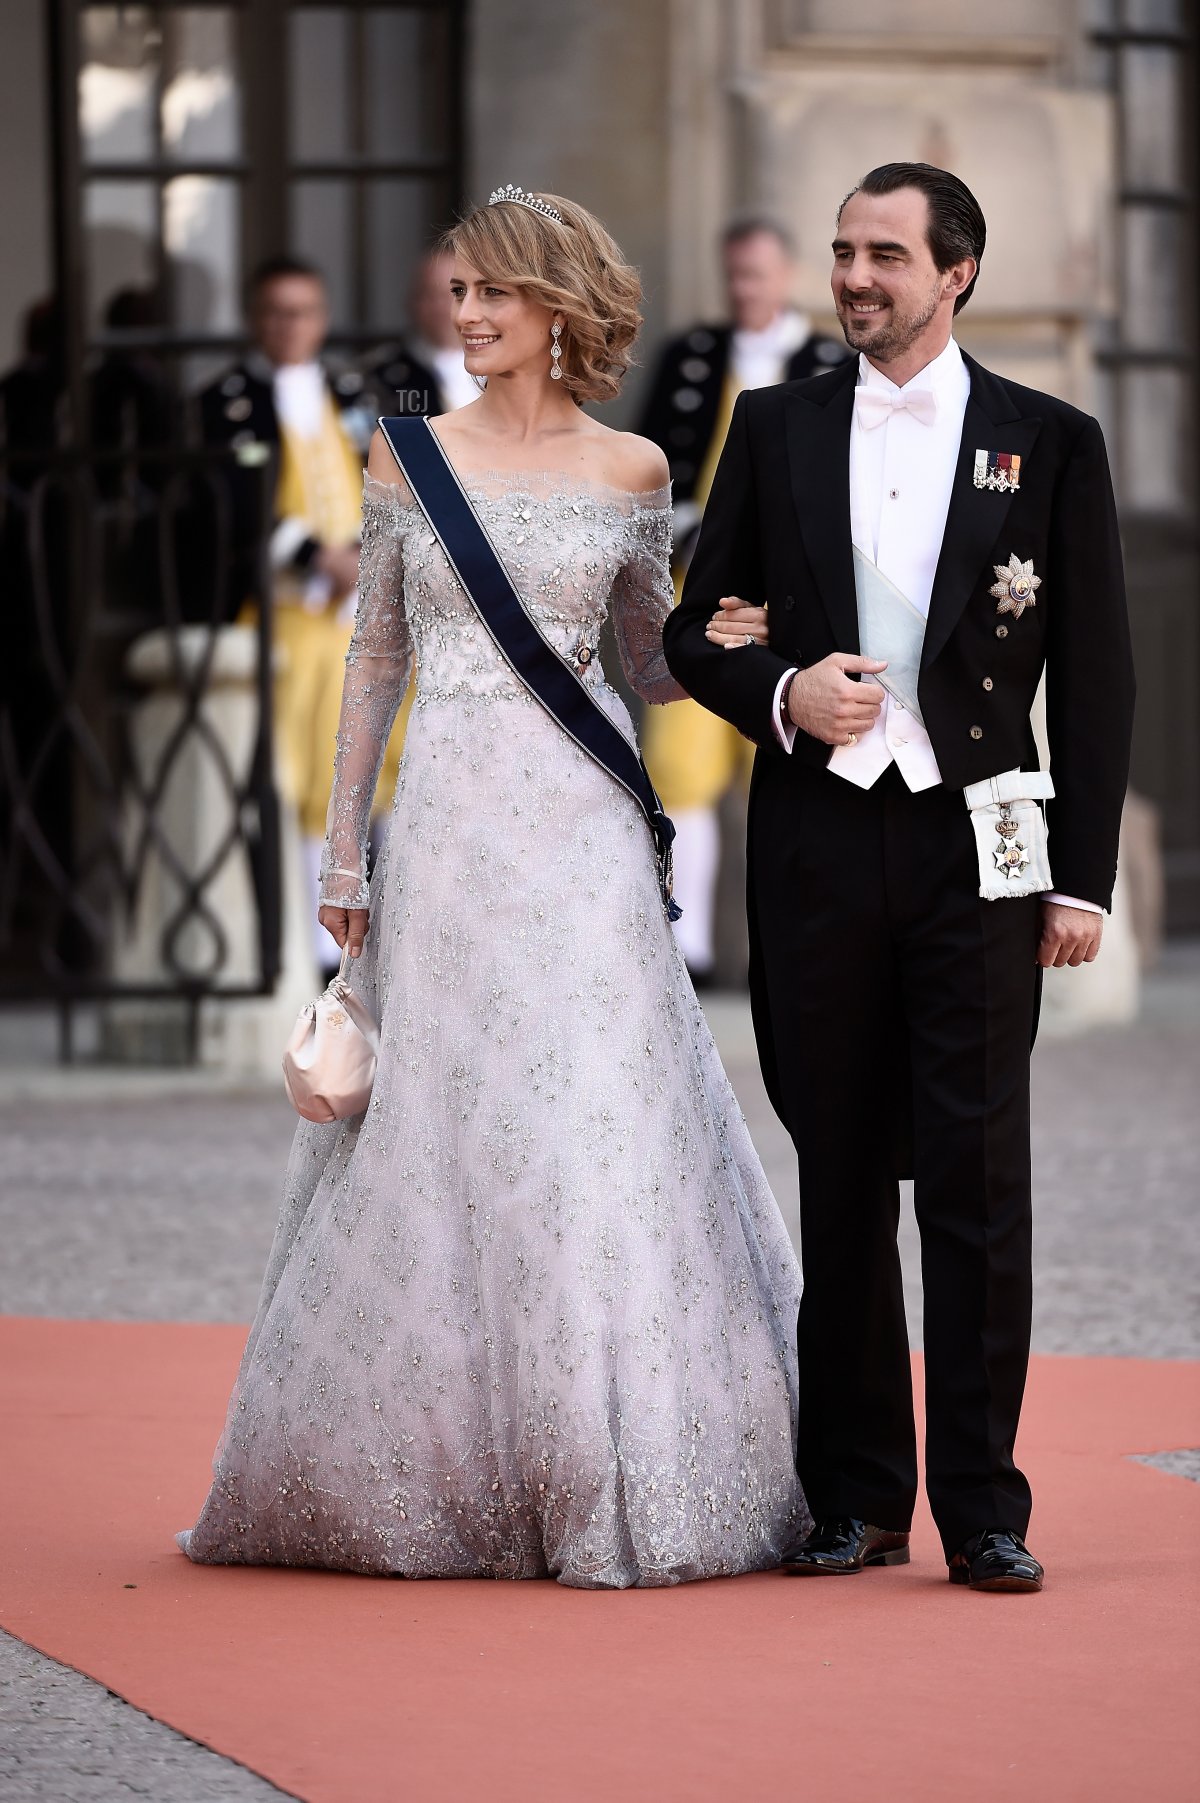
[487,184,564,225]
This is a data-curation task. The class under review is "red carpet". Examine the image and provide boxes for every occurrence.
[1,1318,1197,1802]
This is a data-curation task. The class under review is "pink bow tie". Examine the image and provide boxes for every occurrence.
[854,385,938,429]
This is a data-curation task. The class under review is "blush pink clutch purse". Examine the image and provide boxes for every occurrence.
[282,948,380,1123]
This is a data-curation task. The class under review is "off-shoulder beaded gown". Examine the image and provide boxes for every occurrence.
[179,464,808,1586]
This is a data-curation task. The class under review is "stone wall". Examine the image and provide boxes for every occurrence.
[467,0,674,426]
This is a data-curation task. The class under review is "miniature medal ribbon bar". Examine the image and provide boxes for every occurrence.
[974,449,1021,492]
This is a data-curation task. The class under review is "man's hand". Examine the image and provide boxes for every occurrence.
[1037,902,1103,969]
[317,905,370,957]
[705,594,770,648]
[787,653,888,745]
[316,542,361,595]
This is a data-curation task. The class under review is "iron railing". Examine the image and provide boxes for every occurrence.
[0,441,281,1057]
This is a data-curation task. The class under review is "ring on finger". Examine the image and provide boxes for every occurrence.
[845,730,858,746]
[744,634,755,648]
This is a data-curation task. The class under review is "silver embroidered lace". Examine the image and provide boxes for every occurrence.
[179,468,807,1586]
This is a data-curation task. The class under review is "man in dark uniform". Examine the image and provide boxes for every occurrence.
[639,218,848,982]
[198,255,394,972]
[362,248,475,421]
[199,255,379,620]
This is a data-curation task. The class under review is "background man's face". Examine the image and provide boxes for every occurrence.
[251,274,329,367]
[410,251,458,348]
[724,230,794,333]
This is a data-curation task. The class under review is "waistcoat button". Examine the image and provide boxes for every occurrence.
[970,725,984,740]
[995,624,1009,639]
[982,677,994,691]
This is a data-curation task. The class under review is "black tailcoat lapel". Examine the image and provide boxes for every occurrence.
[784,361,859,654]
[921,356,1042,669]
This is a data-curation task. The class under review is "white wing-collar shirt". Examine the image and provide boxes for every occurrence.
[826,335,966,791]
[770,336,1098,911]
[410,335,479,413]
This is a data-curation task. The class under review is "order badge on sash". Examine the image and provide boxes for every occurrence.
[963,770,1055,901]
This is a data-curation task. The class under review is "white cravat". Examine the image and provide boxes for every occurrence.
[272,361,327,439]
[411,335,479,412]
[268,361,339,607]
[730,309,811,391]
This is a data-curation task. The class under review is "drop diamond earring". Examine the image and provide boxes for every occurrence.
[550,321,563,380]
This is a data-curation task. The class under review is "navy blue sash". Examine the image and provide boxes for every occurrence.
[378,416,680,919]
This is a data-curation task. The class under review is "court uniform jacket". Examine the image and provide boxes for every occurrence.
[638,321,847,505]
[362,339,449,421]
[199,356,378,618]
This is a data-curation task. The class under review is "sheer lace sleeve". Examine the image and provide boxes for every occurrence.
[611,486,688,704]
[318,476,415,908]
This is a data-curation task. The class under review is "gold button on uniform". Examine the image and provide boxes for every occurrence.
[995,625,1009,639]
[970,726,984,740]
[982,677,994,691]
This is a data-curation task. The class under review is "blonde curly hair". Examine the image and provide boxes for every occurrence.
[441,191,643,405]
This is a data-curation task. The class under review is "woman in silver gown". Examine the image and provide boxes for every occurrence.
[180,189,808,1587]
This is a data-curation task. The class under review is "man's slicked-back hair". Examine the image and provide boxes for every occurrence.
[246,253,326,306]
[839,163,985,313]
[722,213,795,257]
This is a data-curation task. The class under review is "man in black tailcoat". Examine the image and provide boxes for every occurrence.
[662,164,1135,1592]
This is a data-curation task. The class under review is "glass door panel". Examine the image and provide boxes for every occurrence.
[292,179,355,326]
[80,6,159,163]
[365,9,451,161]
[366,177,446,331]
[288,9,352,163]
[163,174,240,331]
[161,8,241,163]
[83,179,158,329]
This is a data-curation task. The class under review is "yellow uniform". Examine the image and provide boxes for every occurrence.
[241,395,412,840]
[642,372,754,812]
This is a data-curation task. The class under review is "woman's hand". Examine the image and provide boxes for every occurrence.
[318,905,370,957]
[704,594,769,650]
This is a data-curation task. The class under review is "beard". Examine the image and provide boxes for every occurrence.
[838,282,942,363]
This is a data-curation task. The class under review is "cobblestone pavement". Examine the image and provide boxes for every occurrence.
[1,945,1196,1799]
[3,951,1197,1356]
[0,1638,291,1803]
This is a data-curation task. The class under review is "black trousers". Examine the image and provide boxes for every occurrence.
[750,761,1040,1557]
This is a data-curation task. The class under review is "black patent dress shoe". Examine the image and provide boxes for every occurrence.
[948,1528,1044,1593]
[780,1517,910,1576]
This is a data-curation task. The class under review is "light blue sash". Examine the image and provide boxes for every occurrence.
[853,547,926,725]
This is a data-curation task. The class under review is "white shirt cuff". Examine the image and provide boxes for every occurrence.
[771,668,799,752]
[270,516,315,571]
[1044,892,1105,915]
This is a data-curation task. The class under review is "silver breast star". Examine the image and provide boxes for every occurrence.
[990,555,1042,620]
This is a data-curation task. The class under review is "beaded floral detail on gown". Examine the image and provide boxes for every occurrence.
[179,466,808,1586]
